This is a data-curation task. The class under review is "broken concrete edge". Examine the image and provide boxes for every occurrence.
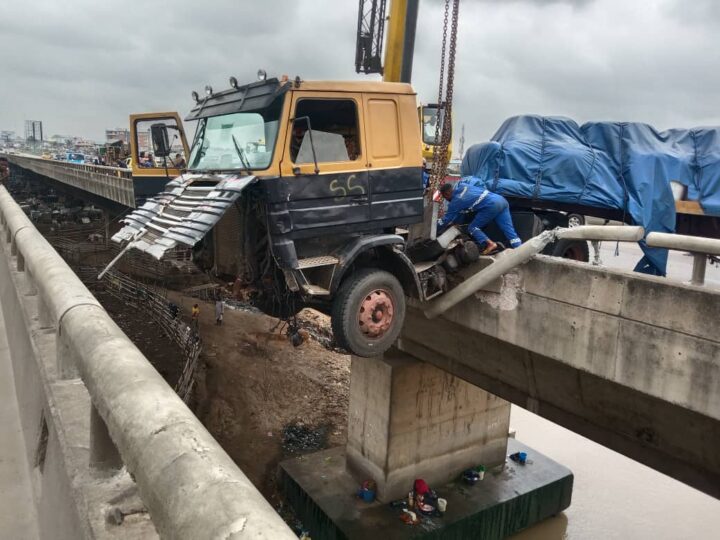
[0,185,296,539]
[415,254,720,422]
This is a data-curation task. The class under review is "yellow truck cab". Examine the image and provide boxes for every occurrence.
[115,76,437,356]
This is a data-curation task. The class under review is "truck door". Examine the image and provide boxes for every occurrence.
[278,93,370,233]
[363,94,424,222]
[129,112,190,200]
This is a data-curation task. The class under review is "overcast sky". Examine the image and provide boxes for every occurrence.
[1,0,719,147]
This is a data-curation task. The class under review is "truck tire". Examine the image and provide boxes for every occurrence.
[550,239,589,262]
[567,213,585,227]
[331,268,406,357]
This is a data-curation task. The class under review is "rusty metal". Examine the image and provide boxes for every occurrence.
[358,289,395,337]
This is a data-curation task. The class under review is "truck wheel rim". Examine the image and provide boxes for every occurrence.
[358,289,394,338]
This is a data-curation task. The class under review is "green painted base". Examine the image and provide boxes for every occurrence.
[280,439,573,540]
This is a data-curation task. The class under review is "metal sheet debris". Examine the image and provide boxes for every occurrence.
[112,174,255,259]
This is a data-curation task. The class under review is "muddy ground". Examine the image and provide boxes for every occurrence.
[98,287,351,503]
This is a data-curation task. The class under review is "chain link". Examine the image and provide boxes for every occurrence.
[429,0,460,196]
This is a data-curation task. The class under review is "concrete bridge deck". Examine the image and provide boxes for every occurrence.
[4,154,135,207]
[399,255,720,497]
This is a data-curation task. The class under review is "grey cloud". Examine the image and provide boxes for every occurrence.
[0,0,716,149]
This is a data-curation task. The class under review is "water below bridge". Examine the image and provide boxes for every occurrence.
[510,406,719,539]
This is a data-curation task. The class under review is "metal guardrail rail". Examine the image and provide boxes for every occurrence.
[0,185,294,539]
[5,154,136,207]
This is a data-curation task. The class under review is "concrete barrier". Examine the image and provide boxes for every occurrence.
[0,185,294,539]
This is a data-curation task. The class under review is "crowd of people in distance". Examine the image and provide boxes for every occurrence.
[137,151,186,169]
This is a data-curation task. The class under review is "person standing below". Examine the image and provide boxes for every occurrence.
[191,303,200,330]
[215,299,224,326]
[437,180,522,255]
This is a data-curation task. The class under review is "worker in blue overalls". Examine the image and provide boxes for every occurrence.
[437,180,522,255]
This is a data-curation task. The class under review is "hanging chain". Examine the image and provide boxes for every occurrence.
[429,0,460,195]
[429,0,450,194]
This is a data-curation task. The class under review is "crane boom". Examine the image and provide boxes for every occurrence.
[354,0,419,83]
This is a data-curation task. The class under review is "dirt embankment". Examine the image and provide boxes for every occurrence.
[170,294,351,502]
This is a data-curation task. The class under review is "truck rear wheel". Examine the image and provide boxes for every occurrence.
[331,268,406,357]
[550,239,589,262]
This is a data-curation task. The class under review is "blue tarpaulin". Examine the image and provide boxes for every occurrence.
[461,116,720,275]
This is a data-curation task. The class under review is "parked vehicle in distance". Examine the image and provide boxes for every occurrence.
[65,152,86,164]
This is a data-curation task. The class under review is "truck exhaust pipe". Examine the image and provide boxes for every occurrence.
[423,225,644,319]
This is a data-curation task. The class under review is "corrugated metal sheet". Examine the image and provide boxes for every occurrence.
[112,174,255,259]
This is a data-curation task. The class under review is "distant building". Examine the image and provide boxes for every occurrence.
[0,131,14,144]
[49,134,71,145]
[106,128,130,144]
[25,120,43,143]
[137,131,151,153]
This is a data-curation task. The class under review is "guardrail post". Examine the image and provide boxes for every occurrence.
[37,294,54,330]
[16,248,24,271]
[691,253,707,286]
[24,267,37,296]
[56,328,79,378]
[90,404,122,471]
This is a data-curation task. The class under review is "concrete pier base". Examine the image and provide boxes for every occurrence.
[281,439,573,539]
[346,349,511,502]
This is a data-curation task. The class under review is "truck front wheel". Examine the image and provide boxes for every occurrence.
[331,269,406,357]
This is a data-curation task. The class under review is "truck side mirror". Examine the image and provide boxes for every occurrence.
[150,123,171,157]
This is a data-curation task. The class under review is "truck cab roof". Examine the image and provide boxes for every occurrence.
[185,78,416,121]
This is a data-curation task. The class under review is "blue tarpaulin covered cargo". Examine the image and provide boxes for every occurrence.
[462,116,720,275]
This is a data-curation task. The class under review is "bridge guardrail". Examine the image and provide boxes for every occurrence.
[646,231,720,286]
[7,154,136,207]
[0,185,294,539]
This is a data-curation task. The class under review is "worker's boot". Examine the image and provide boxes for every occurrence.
[480,240,498,255]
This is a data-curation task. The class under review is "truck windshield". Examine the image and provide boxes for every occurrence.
[188,96,283,172]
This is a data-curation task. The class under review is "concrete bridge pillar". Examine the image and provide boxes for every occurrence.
[346,348,511,502]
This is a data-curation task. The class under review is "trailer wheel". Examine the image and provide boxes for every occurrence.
[331,268,406,357]
[550,239,589,262]
[567,213,585,228]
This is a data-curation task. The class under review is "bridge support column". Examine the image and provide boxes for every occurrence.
[346,348,510,502]
[281,348,573,538]
[89,404,122,472]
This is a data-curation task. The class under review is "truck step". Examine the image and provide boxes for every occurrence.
[301,284,331,296]
[297,255,339,269]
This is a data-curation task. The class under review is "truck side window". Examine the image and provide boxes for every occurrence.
[291,99,361,164]
[134,118,185,169]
